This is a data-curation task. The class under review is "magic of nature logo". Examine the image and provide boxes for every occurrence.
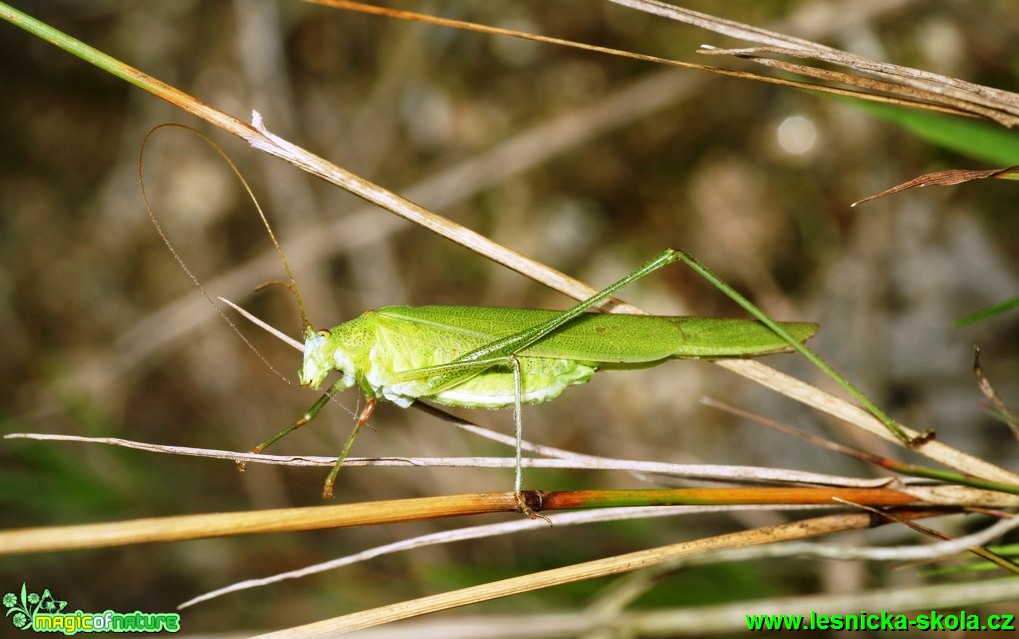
[4,583,180,634]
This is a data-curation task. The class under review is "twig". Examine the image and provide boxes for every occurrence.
[2,432,892,488]
[180,503,832,609]
[246,510,943,637]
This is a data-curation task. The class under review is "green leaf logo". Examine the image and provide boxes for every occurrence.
[3,583,63,631]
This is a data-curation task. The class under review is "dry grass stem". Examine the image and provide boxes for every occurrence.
[2,432,892,487]
[613,0,1019,125]
[0,494,521,555]
[180,503,835,609]
[716,359,1019,485]
[247,510,941,637]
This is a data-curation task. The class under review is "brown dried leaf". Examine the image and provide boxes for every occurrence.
[852,166,1019,206]
[973,348,1019,440]
[610,0,1019,126]
[701,47,1019,125]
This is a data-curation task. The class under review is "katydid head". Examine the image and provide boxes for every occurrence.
[299,324,358,394]
[299,315,373,394]
[299,328,336,389]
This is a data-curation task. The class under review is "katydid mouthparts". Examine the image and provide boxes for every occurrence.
[237,249,817,507]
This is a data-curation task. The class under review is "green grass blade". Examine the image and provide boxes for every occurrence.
[955,295,1019,327]
[843,99,1019,167]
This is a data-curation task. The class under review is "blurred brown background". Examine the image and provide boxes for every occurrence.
[2,0,1018,633]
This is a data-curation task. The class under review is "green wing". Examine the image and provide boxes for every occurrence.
[658,316,818,357]
[376,306,816,364]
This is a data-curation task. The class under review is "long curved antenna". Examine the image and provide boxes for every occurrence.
[137,124,305,384]
[139,123,312,334]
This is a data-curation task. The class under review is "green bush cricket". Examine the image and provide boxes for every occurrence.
[234,240,817,508]
[140,127,817,512]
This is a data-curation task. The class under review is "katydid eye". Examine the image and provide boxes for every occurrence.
[318,330,329,338]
